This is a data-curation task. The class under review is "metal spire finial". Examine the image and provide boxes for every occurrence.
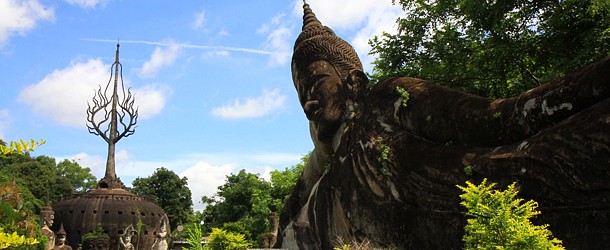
[86,44,138,189]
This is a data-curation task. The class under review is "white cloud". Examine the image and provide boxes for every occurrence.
[249,153,304,166]
[18,59,169,127]
[191,9,206,30]
[18,59,108,126]
[217,28,229,37]
[63,150,133,179]
[292,0,402,72]
[258,13,293,66]
[63,0,108,9]
[0,109,10,140]
[138,44,183,78]
[180,162,236,208]
[132,85,171,119]
[211,89,287,119]
[178,152,301,209]
[65,152,106,177]
[0,0,54,48]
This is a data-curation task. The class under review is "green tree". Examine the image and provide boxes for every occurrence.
[131,167,193,227]
[0,152,96,203]
[0,140,46,250]
[201,156,306,245]
[457,179,564,249]
[55,159,97,192]
[370,0,610,98]
[269,154,306,210]
[201,169,271,244]
[0,156,71,203]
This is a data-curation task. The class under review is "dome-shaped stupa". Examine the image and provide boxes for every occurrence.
[52,44,169,250]
[53,188,168,249]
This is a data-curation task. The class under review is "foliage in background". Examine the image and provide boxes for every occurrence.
[81,223,110,243]
[203,228,251,250]
[0,139,45,155]
[132,167,194,228]
[0,139,97,203]
[0,227,39,250]
[458,179,564,249]
[183,223,205,250]
[370,0,610,98]
[0,155,93,203]
[332,237,395,250]
[55,159,97,192]
[201,169,270,245]
[0,142,45,250]
[201,154,307,245]
[0,183,43,250]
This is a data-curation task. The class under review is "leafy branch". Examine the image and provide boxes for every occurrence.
[0,139,45,155]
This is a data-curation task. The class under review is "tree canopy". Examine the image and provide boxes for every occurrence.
[370,0,610,98]
[0,154,96,203]
[131,167,193,228]
[55,159,97,193]
[201,155,306,245]
[0,139,74,249]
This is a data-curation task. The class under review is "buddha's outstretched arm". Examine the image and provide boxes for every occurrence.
[372,57,610,147]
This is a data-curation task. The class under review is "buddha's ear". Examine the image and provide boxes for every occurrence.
[346,69,368,96]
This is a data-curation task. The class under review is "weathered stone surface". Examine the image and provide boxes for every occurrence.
[277,3,610,249]
[53,187,168,250]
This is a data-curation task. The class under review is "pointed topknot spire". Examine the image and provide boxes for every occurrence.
[57,223,67,236]
[302,1,322,30]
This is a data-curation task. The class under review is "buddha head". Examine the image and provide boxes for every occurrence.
[56,223,67,245]
[292,2,367,145]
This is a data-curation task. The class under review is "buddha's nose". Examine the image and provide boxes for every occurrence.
[303,100,320,120]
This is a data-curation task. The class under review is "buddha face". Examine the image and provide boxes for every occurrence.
[58,235,66,245]
[298,60,346,144]
[42,210,54,227]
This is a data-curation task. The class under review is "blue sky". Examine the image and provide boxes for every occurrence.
[0,0,402,210]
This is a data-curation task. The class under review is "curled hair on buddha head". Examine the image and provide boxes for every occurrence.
[292,2,363,87]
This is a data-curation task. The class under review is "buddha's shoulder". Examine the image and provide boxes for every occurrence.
[373,76,427,90]
[367,76,429,97]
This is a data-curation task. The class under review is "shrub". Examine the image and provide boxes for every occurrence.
[204,228,252,250]
[457,179,564,250]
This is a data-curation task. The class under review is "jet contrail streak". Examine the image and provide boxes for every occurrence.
[81,38,274,55]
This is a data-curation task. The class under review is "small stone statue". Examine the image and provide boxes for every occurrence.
[40,198,55,250]
[81,237,109,250]
[119,225,136,250]
[54,224,72,250]
[151,220,169,250]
